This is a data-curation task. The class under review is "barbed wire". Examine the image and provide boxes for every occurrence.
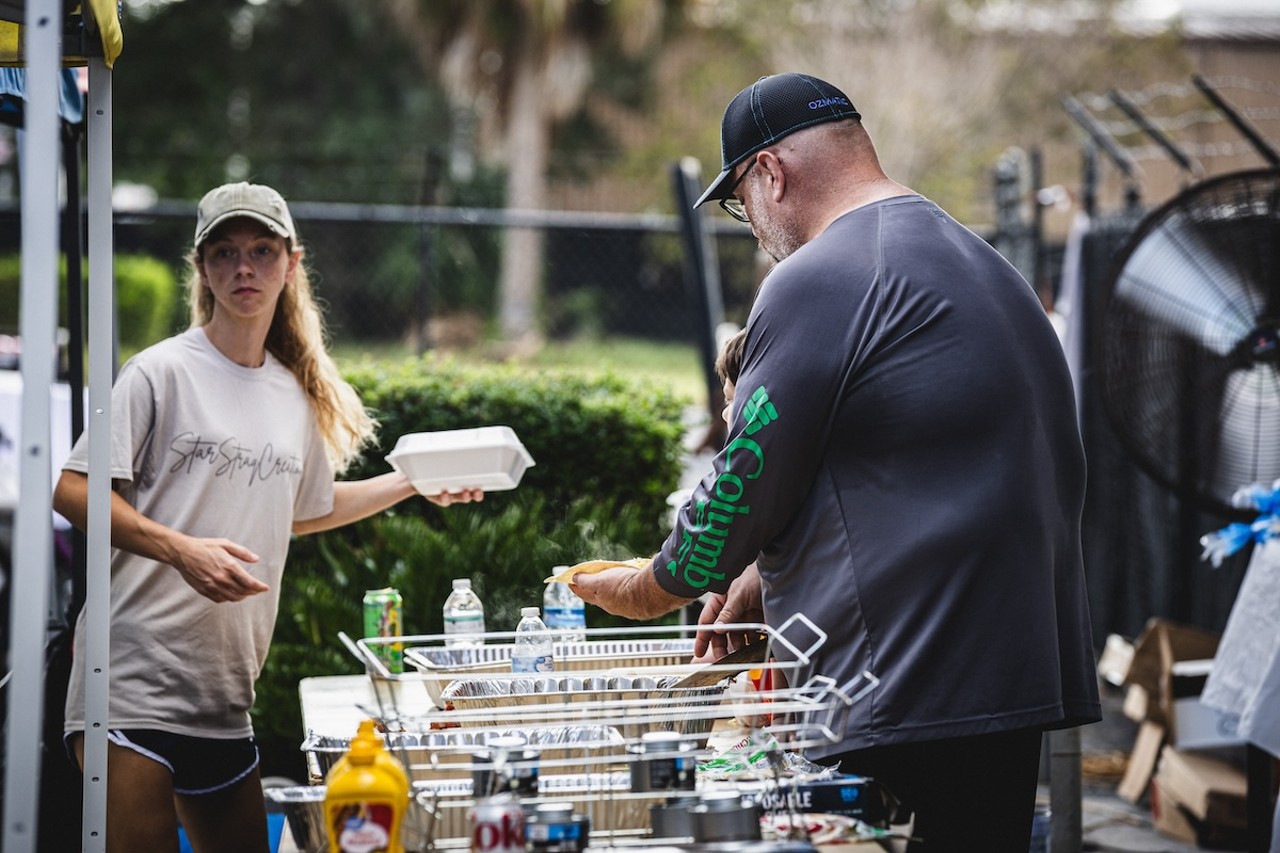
[1091,106,1280,135]
[1094,109,1220,136]
[1118,140,1269,164]
[1077,74,1280,110]
[1068,75,1278,166]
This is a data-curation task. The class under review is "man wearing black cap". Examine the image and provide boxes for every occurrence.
[574,72,1100,851]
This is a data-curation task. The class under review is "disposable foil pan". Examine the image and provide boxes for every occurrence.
[412,772,661,843]
[405,639,697,705]
[438,675,729,739]
[302,724,625,783]
[408,639,695,673]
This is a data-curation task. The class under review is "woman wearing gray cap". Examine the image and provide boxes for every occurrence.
[53,182,482,851]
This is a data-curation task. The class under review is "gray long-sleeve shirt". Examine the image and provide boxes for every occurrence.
[655,195,1101,756]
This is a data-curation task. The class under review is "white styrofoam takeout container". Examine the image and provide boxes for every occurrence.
[386,426,535,495]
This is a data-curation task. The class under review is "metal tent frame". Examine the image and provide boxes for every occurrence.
[1,1,121,851]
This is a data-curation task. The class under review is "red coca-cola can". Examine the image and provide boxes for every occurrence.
[470,795,526,853]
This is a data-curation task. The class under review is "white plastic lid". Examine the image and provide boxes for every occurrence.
[452,578,471,590]
[536,802,574,815]
[521,606,540,617]
[641,730,681,744]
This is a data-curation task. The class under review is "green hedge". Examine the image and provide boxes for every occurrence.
[0,254,180,353]
[255,356,690,774]
[342,356,687,521]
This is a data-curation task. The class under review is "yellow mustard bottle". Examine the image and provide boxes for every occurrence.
[324,719,410,853]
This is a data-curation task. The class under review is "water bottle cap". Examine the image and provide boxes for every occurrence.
[521,606,540,618]
[452,578,471,590]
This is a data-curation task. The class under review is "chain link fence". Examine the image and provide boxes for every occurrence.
[79,201,766,356]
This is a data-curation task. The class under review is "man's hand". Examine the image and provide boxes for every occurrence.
[171,537,268,603]
[571,563,689,621]
[693,561,764,662]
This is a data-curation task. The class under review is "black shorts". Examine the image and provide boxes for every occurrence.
[67,729,259,796]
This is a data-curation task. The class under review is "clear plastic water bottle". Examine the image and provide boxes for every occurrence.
[442,578,486,648]
[511,606,555,673]
[543,576,586,643]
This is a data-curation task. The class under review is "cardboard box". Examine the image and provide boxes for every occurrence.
[1154,745,1247,829]
[1122,683,1150,723]
[1152,775,1201,845]
[1152,776,1250,850]
[1123,618,1220,734]
[1114,619,1240,807]
[1118,720,1165,803]
[746,775,895,826]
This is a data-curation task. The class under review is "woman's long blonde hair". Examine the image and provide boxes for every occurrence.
[185,240,376,473]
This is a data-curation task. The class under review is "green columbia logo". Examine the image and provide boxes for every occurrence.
[742,386,777,435]
[668,385,777,589]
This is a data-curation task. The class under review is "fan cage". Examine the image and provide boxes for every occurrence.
[1097,168,1280,516]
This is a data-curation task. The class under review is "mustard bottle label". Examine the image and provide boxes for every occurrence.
[332,801,395,852]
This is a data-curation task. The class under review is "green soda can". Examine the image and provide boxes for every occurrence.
[362,587,404,674]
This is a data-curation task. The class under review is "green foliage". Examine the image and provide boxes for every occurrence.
[429,223,505,318]
[341,356,688,524]
[545,287,607,339]
[114,0,456,204]
[114,256,181,350]
[0,254,179,352]
[0,255,21,330]
[254,357,689,766]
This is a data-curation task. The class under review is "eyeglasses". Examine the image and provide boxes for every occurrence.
[719,160,758,222]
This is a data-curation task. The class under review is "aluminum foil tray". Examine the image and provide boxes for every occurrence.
[405,638,697,705]
[437,675,729,739]
[412,772,662,842]
[302,724,624,784]
[440,672,704,697]
[407,638,695,673]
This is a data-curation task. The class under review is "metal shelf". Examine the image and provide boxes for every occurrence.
[319,616,884,851]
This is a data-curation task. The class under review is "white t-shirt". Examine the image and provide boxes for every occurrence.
[63,327,334,738]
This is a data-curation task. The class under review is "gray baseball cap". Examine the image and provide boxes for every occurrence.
[194,181,296,247]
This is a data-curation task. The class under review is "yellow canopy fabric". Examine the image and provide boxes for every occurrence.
[0,22,16,66]
[84,0,123,67]
[0,1,123,68]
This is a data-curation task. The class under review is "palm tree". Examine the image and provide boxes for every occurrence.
[376,0,669,345]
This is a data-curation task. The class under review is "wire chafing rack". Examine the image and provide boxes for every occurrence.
[322,615,883,851]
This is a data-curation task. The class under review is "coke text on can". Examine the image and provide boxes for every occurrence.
[470,797,526,853]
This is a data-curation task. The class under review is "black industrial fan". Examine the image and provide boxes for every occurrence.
[1097,168,1280,517]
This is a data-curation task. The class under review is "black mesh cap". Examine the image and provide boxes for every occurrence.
[694,73,861,208]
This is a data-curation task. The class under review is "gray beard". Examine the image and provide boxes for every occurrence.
[748,192,804,261]
[755,219,804,262]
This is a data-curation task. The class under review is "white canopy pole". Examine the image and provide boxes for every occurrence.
[81,55,113,852]
[2,0,60,850]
